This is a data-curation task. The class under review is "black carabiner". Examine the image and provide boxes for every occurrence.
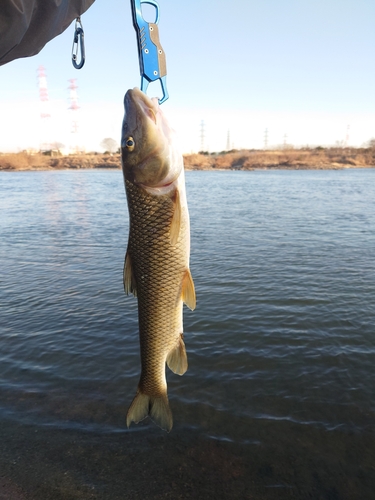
[72,17,85,69]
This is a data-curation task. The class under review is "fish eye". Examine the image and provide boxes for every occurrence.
[125,137,135,151]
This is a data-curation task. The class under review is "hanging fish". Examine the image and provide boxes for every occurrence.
[121,88,196,432]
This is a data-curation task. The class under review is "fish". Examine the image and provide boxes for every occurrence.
[121,88,196,432]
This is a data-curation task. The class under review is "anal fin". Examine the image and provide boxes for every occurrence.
[182,269,196,310]
[166,334,188,375]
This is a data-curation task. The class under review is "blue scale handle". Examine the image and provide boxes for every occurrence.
[130,0,169,104]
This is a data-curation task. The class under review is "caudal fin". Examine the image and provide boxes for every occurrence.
[126,390,173,432]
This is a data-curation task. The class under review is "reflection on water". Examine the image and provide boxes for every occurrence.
[0,169,374,498]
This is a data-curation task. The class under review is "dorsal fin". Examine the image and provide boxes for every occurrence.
[170,188,181,245]
[123,251,137,297]
[181,269,196,310]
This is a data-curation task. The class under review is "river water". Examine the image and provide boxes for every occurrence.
[0,168,374,499]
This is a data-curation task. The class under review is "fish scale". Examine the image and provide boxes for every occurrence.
[125,179,188,397]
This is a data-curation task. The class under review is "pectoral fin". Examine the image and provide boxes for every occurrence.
[181,269,196,310]
[170,188,181,245]
[123,251,137,297]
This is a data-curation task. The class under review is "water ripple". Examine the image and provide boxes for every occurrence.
[0,169,374,435]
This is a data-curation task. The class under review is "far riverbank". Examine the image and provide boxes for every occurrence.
[1,147,374,171]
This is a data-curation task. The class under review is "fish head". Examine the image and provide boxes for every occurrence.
[121,88,182,190]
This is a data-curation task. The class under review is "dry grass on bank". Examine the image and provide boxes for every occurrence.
[0,152,50,171]
[1,148,374,172]
[183,148,375,170]
[0,153,122,171]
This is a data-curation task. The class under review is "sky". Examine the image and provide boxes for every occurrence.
[0,0,374,153]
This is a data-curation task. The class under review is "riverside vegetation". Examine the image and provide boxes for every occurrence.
[0,147,374,171]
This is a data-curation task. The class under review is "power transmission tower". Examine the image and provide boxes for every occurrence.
[68,79,80,153]
[200,120,205,152]
[226,130,231,151]
[37,65,51,151]
[264,128,268,150]
[345,125,350,147]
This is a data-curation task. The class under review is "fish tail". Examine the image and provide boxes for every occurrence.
[126,390,173,432]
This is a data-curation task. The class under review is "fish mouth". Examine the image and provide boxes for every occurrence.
[126,88,159,125]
